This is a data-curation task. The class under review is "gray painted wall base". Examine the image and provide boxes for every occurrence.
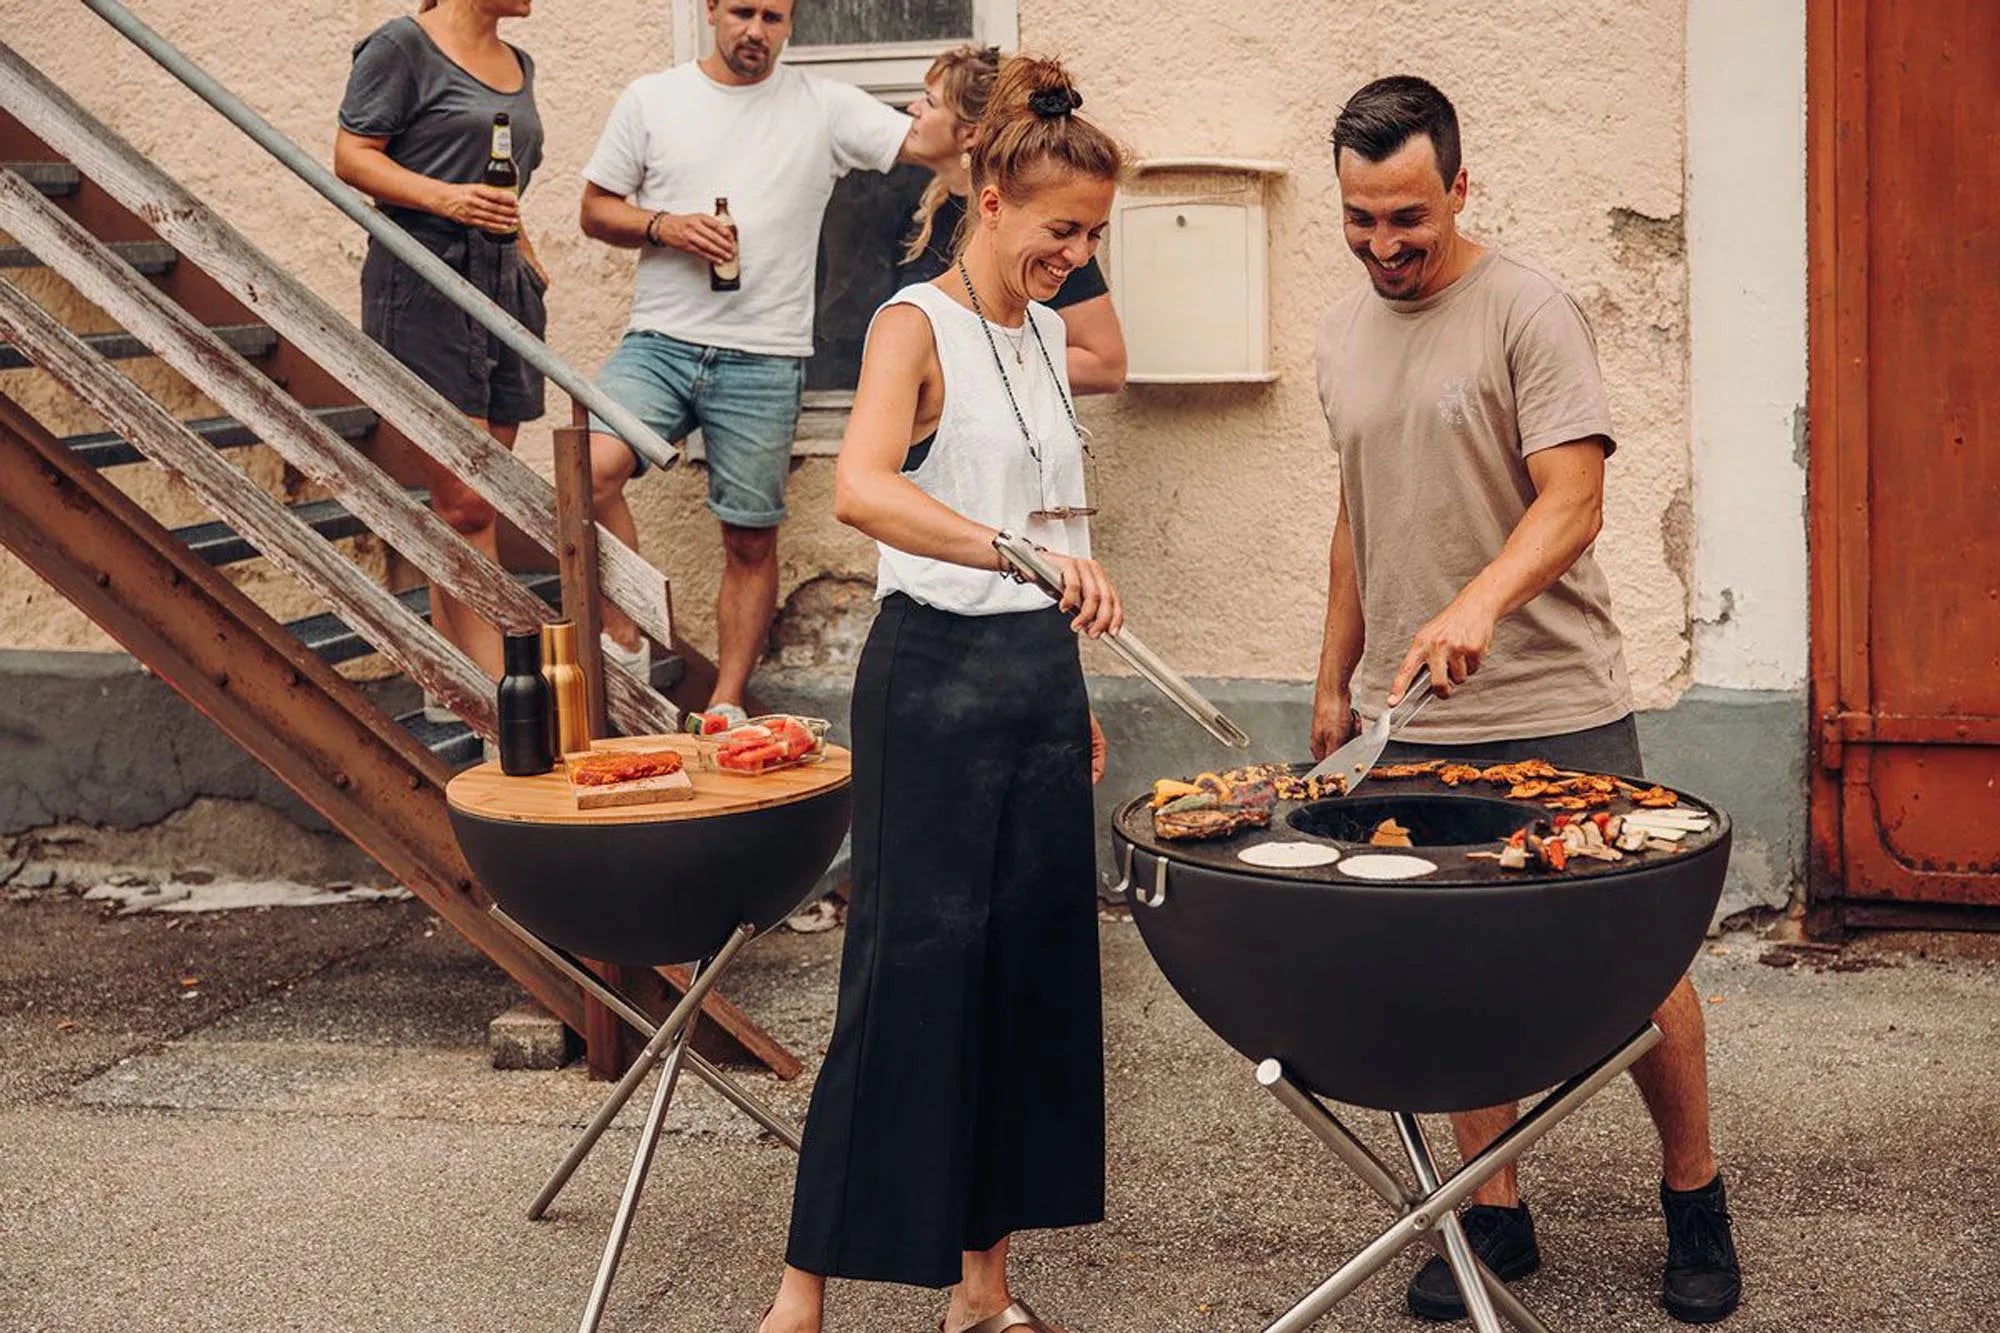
[3,652,1807,926]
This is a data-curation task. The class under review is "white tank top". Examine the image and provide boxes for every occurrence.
[871,282,1093,616]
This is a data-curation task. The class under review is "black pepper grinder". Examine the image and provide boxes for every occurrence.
[497,630,554,776]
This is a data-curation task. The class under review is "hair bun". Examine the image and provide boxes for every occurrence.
[1027,87,1083,119]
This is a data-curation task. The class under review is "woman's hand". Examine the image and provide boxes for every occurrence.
[1088,710,1107,786]
[434,182,520,233]
[1045,553,1122,639]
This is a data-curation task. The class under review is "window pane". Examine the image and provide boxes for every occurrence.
[810,162,932,392]
[791,0,974,48]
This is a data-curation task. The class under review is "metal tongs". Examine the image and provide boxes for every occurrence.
[1301,664,1436,796]
[994,533,1249,748]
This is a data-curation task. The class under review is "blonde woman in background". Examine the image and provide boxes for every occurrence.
[901,45,1127,394]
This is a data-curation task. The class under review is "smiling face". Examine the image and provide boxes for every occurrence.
[706,0,794,83]
[977,168,1115,303]
[1336,133,1468,301]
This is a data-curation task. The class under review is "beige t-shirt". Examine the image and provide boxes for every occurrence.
[1315,251,1632,743]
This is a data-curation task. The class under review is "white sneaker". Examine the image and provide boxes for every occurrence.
[422,691,456,725]
[601,634,650,680]
[706,702,750,728]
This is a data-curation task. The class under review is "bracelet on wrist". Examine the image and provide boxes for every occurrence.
[645,212,666,247]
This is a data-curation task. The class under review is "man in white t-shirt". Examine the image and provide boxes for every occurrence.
[579,0,931,719]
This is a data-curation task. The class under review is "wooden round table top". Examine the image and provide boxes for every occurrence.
[445,733,852,828]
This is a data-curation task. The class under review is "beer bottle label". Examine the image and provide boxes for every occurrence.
[492,123,513,159]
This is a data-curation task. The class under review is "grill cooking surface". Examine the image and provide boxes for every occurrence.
[1115,764,1729,888]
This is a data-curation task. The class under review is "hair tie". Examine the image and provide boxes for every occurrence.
[1028,87,1083,119]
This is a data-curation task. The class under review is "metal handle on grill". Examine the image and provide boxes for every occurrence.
[993,533,1250,749]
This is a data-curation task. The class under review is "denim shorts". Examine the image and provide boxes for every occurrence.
[360,227,546,424]
[589,330,804,529]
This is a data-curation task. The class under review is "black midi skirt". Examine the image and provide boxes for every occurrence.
[784,593,1105,1288]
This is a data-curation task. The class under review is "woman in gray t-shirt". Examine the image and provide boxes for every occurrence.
[334,0,546,682]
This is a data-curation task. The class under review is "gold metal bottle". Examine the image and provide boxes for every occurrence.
[539,620,591,757]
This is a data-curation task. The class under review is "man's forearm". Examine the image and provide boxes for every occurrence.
[581,194,656,249]
[1316,512,1365,700]
[1455,485,1602,622]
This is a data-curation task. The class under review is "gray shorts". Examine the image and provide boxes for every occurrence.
[361,226,546,424]
[1379,713,1645,779]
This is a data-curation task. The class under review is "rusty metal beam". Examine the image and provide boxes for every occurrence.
[0,389,588,1035]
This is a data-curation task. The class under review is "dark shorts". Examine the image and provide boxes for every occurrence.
[1380,713,1645,779]
[360,227,546,424]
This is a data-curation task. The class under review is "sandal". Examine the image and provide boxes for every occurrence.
[959,1300,1059,1333]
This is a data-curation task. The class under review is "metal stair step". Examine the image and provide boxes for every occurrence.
[172,488,426,567]
[394,708,483,768]
[0,239,177,275]
[284,570,562,668]
[0,322,275,371]
[65,404,378,470]
[2,162,81,196]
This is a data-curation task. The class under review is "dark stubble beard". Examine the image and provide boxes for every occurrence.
[722,40,772,80]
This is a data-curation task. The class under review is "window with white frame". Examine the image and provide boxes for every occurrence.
[673,1,1019,418]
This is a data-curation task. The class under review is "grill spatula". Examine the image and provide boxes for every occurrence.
[1302,665,1436,797]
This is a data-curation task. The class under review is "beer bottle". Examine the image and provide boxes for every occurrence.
[483,112,520,241]
[710,196,740,292]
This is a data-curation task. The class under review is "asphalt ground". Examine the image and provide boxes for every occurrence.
[1,884,1996,1332]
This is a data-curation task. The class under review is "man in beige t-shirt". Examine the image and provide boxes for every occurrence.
[1310,76,1742,1325]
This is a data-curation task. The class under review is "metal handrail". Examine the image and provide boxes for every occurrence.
[78,0,678,472]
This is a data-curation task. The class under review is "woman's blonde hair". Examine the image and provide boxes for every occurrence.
[904,53,1121,266]
[901,45,999,265]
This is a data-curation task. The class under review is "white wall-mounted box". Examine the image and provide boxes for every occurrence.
[1107,158,1286,384]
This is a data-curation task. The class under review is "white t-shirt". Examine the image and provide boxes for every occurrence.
[583,62,910,358]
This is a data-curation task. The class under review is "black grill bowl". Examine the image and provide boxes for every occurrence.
[449,786,852,966]
[1118,790,1729,1112]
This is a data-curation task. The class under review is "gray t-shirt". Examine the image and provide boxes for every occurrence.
[339,17,543,214]
[1315,251,1632,743]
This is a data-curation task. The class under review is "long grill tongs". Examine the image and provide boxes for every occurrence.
[994,533,1250,749]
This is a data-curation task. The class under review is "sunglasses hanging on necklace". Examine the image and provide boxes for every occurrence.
[956,259,1098,521]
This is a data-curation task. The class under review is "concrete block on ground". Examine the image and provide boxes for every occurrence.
[487,1001,573,1071]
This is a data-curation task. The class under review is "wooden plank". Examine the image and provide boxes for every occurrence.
[0,169,675,740]
[553,401,608,740]
[0,45,674,652]
[0,269,499,735]
[0,391,587,1034]
[446,734,850,826]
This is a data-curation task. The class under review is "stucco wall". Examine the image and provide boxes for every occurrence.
[1687,0,1809,692]
[0,0,1691,701]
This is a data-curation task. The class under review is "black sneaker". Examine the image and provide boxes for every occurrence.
[1660,1175,1742,1323]
[1406,1202,1541,1322]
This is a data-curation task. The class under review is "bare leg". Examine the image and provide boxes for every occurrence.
[713,520,778,708]
[1449,1103,1524,1208]
[588,430,643,652]
[428,419,515,680]
[1630,974,1720,1190]
[1450,974,1718,1206]
[756,1265,826,1333]
[946,1236,1065,1333]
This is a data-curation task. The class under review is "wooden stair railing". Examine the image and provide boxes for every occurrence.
[0,45,807,1080]
[0,43,676,660]
[0,390,590,1036]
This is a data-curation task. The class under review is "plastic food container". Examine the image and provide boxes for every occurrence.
[708,715,828,776]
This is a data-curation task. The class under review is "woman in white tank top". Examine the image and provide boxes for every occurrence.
[760,56,1124,1333]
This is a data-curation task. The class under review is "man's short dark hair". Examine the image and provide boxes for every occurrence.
[1331,75,1461,186]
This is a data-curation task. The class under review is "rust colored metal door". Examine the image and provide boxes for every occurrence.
[1809,0,2000,921]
